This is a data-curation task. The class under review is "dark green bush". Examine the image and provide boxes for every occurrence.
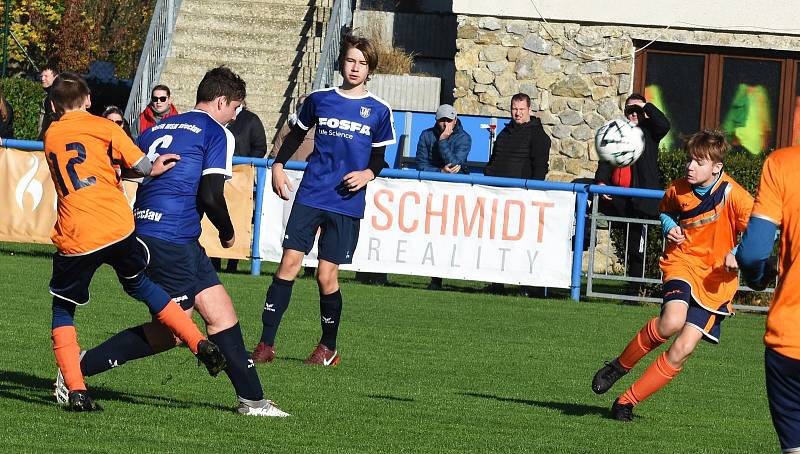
[0,77,46,141]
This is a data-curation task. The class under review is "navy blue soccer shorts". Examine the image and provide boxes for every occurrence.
[661,279,731,344]
[49,234,149,305]
[282,202,360,265]
[765,348,800,453]
[138,235,221,310]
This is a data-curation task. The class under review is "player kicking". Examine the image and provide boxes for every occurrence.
[45,72,226,412]
[54,67,289,417]
[736,146,798,452]
[251,34,395,365]
[590,130,753,421]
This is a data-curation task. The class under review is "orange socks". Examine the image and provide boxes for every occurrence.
[618,318,666,371]
[52,325,86,392]
[618,352,681,406]
[154,301,205,354]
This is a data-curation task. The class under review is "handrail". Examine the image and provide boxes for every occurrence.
[124,0,182,138]
[311,0,353,90]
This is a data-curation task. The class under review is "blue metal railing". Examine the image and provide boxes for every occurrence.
[5,141,771,307]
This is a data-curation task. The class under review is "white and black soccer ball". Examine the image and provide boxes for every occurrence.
[594,118,645,167]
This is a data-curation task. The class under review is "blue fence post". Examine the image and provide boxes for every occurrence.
[250,164,267,276]
[571,187,589,302]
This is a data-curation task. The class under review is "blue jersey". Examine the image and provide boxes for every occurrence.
[134,110,234,244]
[295,87,395,218]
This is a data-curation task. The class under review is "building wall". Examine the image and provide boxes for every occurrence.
[454,16,800,181]
[452,0,800,36]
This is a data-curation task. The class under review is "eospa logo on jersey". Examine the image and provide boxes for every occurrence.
[318,117,371,138]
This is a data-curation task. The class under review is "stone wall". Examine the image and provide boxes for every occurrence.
[453,15,800,182]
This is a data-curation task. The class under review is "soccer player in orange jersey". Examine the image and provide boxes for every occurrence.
[737,146,800,452]
[45,73,226,412]
[590,130,754,421]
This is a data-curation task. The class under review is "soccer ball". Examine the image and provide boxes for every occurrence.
[594,118,645,167]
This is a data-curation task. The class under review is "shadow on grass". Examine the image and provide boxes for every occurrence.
[459,391,609,417]
[0,369,229,412]
[366,394,414,402]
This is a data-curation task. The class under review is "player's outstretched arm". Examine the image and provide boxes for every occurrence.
[736,216,778,290]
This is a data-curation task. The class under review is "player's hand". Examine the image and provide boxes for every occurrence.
[667,226,685,244]
[723,252,738,272]
[442,163,461,174]
[221,233,235,249]
[150,153,181,177]
[271,163,293,200]
[343,169,374,192]
[597,182,612,201]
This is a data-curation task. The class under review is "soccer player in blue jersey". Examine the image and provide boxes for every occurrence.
[59,66,289,416]
[252,35,395,366]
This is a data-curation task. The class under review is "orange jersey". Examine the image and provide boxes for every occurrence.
[752,147,800,359]
[658,173,753,311]
[44,111,146,255]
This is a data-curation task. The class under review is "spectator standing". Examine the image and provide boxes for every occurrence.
[211,101,268,273]
[482,92,551,296]
[101,105,132,138]
[416,103,472,290]
[37,66,58,140]
[138,84,178,134]
[484,93,550,180]
[594,93,670,294]
[0,87,14,140]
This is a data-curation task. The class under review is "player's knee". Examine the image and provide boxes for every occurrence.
[316,271,338,293]
[656,318,681,339]
[120,273,147,299]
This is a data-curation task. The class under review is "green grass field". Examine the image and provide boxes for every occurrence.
[0,242,777,453]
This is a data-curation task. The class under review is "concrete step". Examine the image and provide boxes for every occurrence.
[175,12,314,35]
[171,28,323,53]
[181,0,329,22]
[169,43,312,66]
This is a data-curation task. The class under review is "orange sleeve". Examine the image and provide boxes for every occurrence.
[659,183,678,214]
[752,155,783,225]
[111,124,146,169]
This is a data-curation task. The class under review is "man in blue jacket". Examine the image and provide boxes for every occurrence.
[416,104,472,290]
[416,104,472,174]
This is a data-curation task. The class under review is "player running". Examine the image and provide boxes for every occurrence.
[737,146,799,452]
[55,67,288,416]
[252,35,395,366]
[590,129,753,421]
[45,72,226,412]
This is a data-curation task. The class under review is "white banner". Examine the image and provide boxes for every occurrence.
[259,170,576,288]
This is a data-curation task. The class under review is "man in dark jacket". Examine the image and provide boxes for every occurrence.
[228,103,268,158]
[484,93,551,180]
[594,93,670,291]
[37,66,58,141]
[482,93,551,296]
[416,104,472,174]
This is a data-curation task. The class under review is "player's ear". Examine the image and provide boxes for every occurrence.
[712,162,723,176]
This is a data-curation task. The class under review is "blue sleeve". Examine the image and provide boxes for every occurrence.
[660,212,678,237]
[372,104,396,147]
[736,216,778,287]
[439,131,471,166]
[296,93,317,130]
[203,123,234,179]
[415,130,438,172]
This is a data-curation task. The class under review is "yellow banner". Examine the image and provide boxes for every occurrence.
[0,148,58,244]
[199,165,255,260]
[0,147,255,261]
